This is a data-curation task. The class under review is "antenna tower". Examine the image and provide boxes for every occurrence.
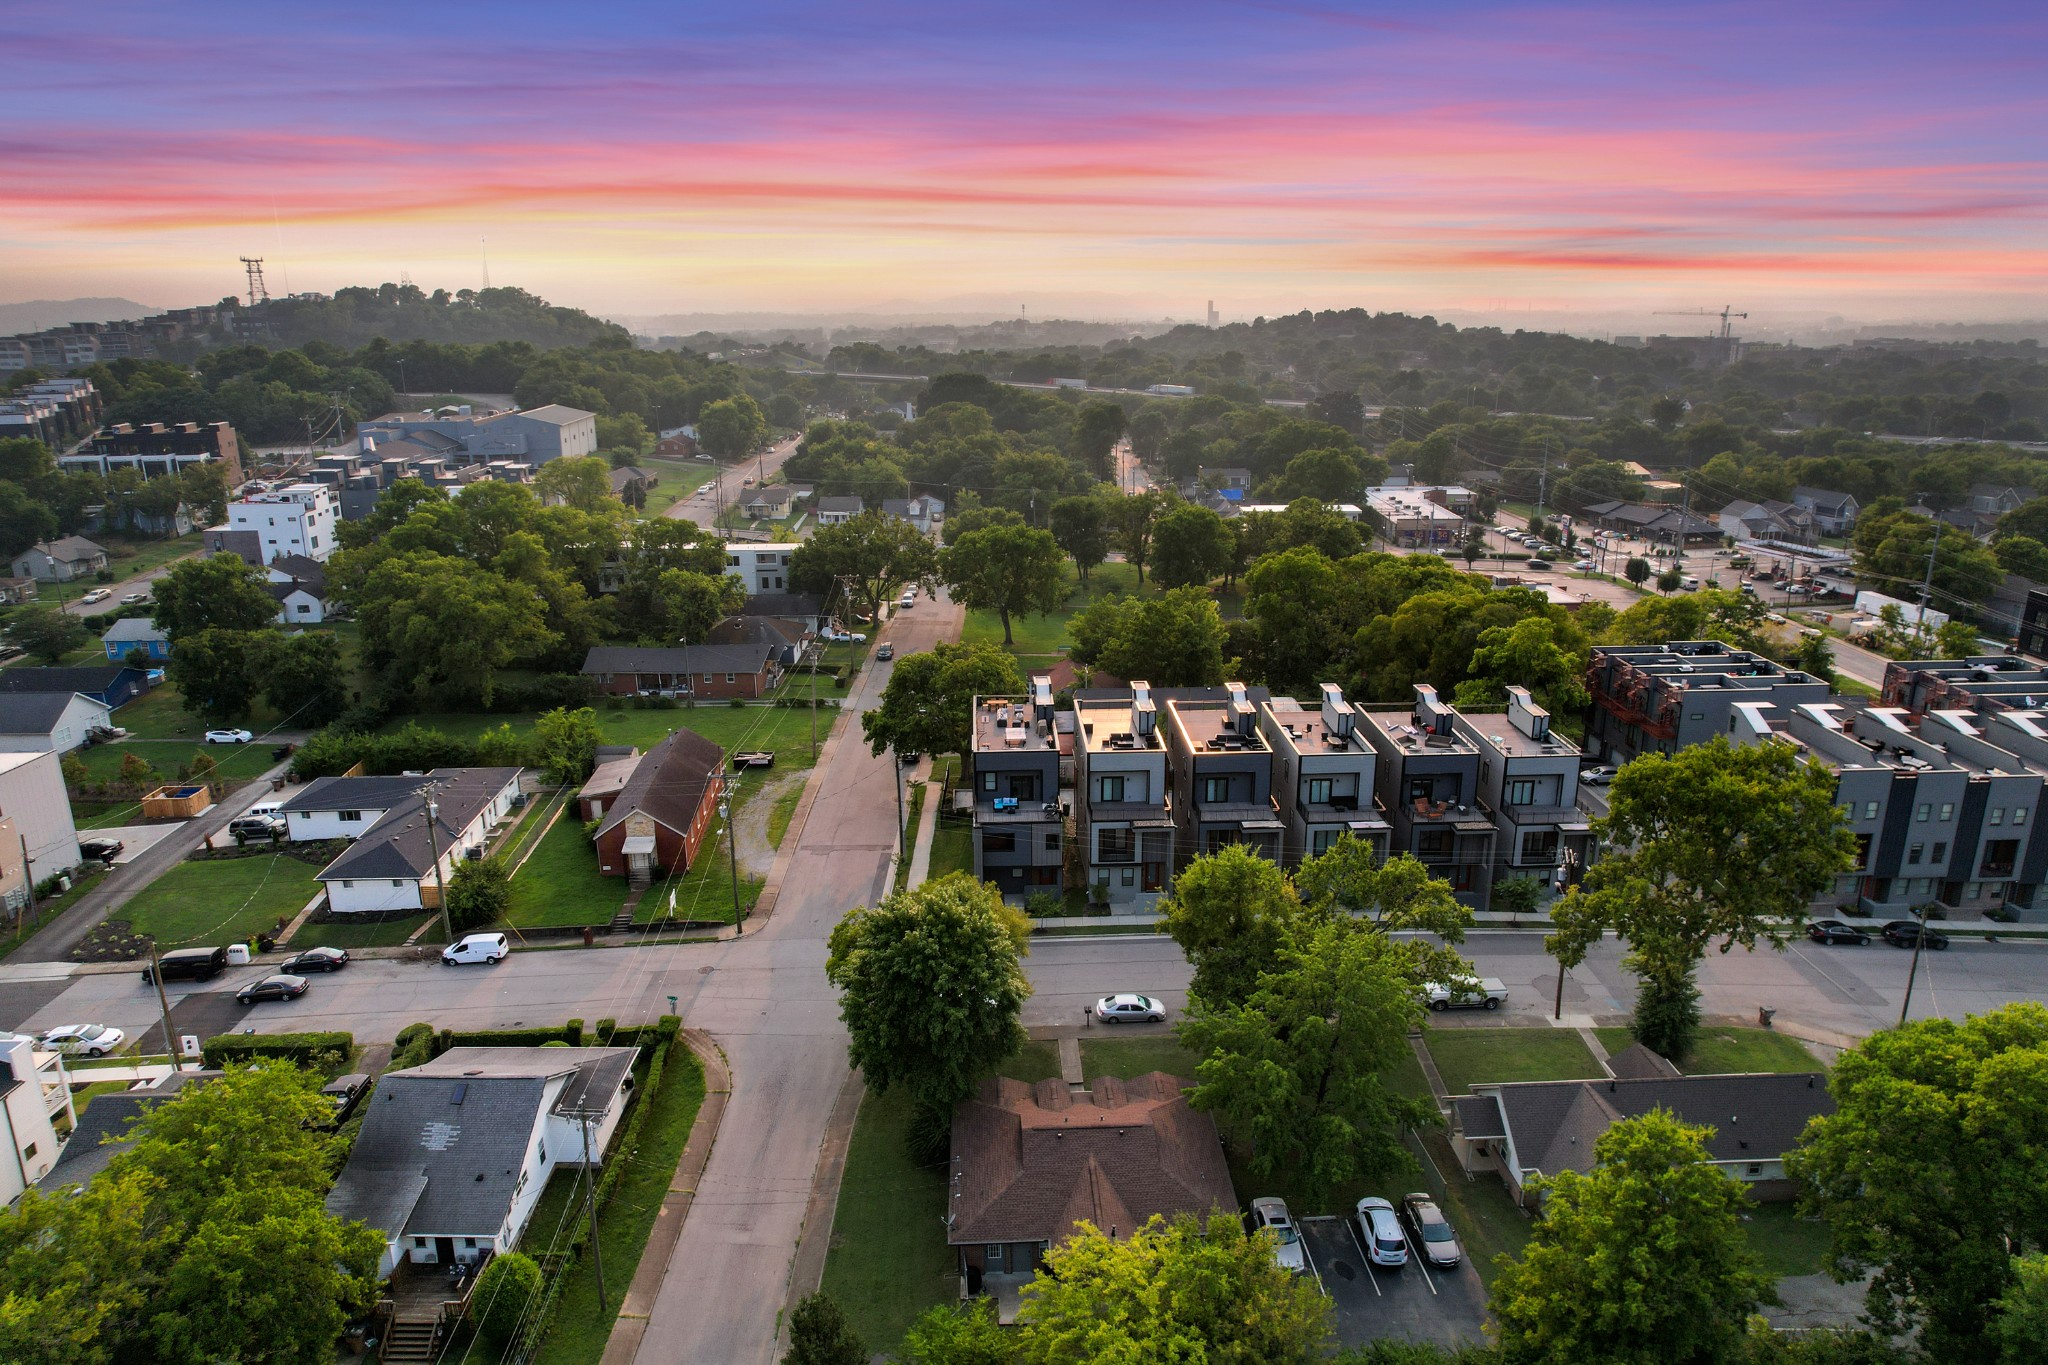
[481,236,491,290]
[239,257,270,306]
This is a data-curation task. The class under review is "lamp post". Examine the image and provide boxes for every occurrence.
[718,787,741,933]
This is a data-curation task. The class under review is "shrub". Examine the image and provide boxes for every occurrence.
[391,1022,435,1070]
[655,1014,680,1043]
[469,1251,542,1348]
[1631,972,1703,1060]
[728,696,745,708]
[565,1018,584,1046]
[594,1017,617,1046]
[445,856,511,933]
[200,1030,353,1072]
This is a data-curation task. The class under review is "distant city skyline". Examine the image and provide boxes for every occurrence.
[4,1,2045,322]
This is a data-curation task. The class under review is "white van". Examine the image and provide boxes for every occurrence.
[1679,576,1701,591]
[442,932,509,966]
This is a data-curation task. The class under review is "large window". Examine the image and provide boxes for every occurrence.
[1307,777,1333,805]
[1520,830,1560,864]
[1098,828,1134,862]
[1311,829,1339,857]
[1982,840,2020,877]
[1508,779,1537,806]
[1099,775,1125,803]
[983,831,1017,854]
[1416,829,1451,856]
[1202,776,1230,803]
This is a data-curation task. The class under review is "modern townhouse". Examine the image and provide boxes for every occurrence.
[968,678,1065,900]
[1259,684,1390,864]
[1162,685,1283,864]
[1072,684,1173,906]
[1454,687,1595,894]
[1587,640,1832,765]
[1358,686,1499,904]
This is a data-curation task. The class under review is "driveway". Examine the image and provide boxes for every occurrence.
[76,822,187,865]
[1301,1214,1489,1351]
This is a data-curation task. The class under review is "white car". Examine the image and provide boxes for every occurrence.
[1093,993,1166,1024]
[1354,1197,1409,1268]
[1424,977,1509,1011]
[1574,559,1596,571]
[80,589,111,604]
[442,932,509,966]
[204,728,253,744]
[1249,1197,1306,1273]
[41,1024,125,1057]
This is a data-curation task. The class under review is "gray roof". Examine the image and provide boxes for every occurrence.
[0,665,136,695]
[816,496,864,513]
[1793,486,1857,512]
[743,592,822,618]
[31,536,106,561]
[326,1047,635,1239]
[48,1070,218,1190]
[0,690,106,734]
[1604,1042,1682,1080]
[101,617,167,645]
[581,644,779,677]
[281,773,435,816]
[268,553,328,588]
[1451,1094,1506,1140]
[517,404,596,426]
[315,767,522,883]
[1482,1072,1833,1180]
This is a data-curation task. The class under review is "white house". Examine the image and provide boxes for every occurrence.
[324,1046,638,1276]
[0,1033,71,1205]
[0,753,84,916]
[302,768,523,913]
[0,692,113,756]
[10,537,108,583]
[881,494,946,535]
[226,484,338,564]
[815,496,864,525]
[723,543,800,594]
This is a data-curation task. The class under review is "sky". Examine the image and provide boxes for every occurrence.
[4,1,2046,324]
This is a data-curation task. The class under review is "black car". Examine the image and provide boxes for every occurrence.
[319,1073,371,1126]
[1807,919,1870,946]
[1525,558,1554,570]
[1881,920,1951,951]
[78,838,124,863]
[281,946,349,974]
[236,973,309,1005]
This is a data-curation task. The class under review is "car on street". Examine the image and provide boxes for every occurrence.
[1881,920,1951,950]
[1249,1197,1307,1273]
[41,1024,124,1056]
[80,588,111,603]
[1424,977,1508,1011]
[443,932,509,966]
[237,973,309,1005]
[1807,918,1870,946]
[1574,559,1596,571]
[229,812,286,839]
[320,1073,371,1127]
[281,946,349,974]
[876,642,894,660]
[1578,766,1616,786]
[1354,1197,1409,1268]
[1401,1193,1463,1268]
[121,592,149,604]
[1524,558,1553,571]
[204,728,253,744]
[899,590,916,608]
[1094,993,1166,1024]
[78,838,125,863]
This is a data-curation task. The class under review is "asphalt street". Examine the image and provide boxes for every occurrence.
[662,433,799,530]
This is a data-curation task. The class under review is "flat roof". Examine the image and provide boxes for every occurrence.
[1360,710,1477,754]
[973,697,1056,753]
[1165,698,1268,753]
[1075,695,1163,754]
[1264,696,1370,756]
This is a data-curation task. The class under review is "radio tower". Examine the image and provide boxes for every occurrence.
[239,257,270,306]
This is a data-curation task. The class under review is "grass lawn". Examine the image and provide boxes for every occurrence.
[766,779,806,849]
[1079,1035,1202,1081]
[294,913,441,949]
[104,682,298,741]
[820,1085,962,1353]
[1424,1027,1604,1097]
[69,801,140,830]
[505,812,632,927]
[71,1078,138,1116]
[961,560,1153,665]
[119,854,322,950]
[927,816,973,881]
[1594,1026,1821,1076]
[533,1048,708,1365]
[893,783,927,892]
[1741,1203,1833,1279]
[392,703,824,770]
[630,830,756,927]
[69,740,278,787]
[1008,1040,1063,1083]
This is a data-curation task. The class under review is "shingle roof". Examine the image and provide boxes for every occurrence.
[595,728,724,842]
[281,773,434,816]
[816,496,864,513]
[948,1073,1236,1246]
[314,768,522,883]
[1604,1042,1682,1080]
[0,666,134,695]
[33,536,106,561]
[1451,1094,1506,1140]
[743,592,822,618]
[705,615,809,650]
[580,644,779,676]
[100,618,167,645]
[0,690,106,734]
[48,1070,218,1189]
[268,554,328,589]
[1793,486,1856,511]
[1484,1071,1833,1180]
[579,753,642,803]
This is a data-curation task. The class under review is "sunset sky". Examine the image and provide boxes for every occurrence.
[6,1,2046,322]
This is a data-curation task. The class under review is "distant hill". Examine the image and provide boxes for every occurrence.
[262,284,628,351]
[0,297,160,333]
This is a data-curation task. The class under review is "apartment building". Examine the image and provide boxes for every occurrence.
[725,543,800,594]
[1455,688,1594,892]
[224,483,338,563]
[1163,685,1283,863]
[1260,684,1389,864]
[968,678,1064,900]
[1879,655,2048,716]
[1072,684,1174,905]
[1588,641,1832,764]
[61,421,242,484]
[1358,686,1499,903]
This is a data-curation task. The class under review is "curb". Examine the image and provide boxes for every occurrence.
[774,1067,865,1360]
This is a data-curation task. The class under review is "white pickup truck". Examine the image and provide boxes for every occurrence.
[1424,977,1508,1012]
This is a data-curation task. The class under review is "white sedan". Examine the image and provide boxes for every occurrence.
[1094,993,1166,1024]
[41,1024,125,1056]
[204,728,254,744]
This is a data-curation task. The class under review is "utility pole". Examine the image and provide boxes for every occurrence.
[1917,512,1945,632]
[579,1110,606,1311]
[147,943,182,1070]
[16,834,35,933]
[420,782,453,944]
[1899,904,1932,1028]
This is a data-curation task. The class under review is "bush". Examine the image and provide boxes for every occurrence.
[469,1251,542,1348]
[391,1022,435,1070]
[565,1018,584,1046]
[445,856,511,933]
[655,1014,680,1043]
[594,1017,617,1046]
[906,1096,952,1166]
[1631,971,1702,1059]
[728,696,745,707]
[200,1030,353,1072]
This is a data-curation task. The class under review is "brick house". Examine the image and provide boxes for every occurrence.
[592,729,726,886]
[580,644,782,699]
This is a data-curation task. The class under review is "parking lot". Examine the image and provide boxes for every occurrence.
[1299,1213,1489,1350]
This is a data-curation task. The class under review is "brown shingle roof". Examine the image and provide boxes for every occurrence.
[948,1072,1235,1246]
[594,728,724,842]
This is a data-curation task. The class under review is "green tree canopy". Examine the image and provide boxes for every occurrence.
[262,631,348,727]
[533,454,616,512]
[782,1291,867,1365]
[1048,493,1112,583]
[151,555,279,639]
[347,551,555,707]
[1455,616,1591,717]
[1150,503,1235,589]
[7,605,89,664]
[1066,586,1227,687]
[1158,844,1303,1007]
[165,628,275,724]
[698,393,769,457]
[789,510,938,624]
[861,641,1025,759]
[940,523,1065,647]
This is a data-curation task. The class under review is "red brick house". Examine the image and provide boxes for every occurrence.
[592,729,726,885]
[655,431,700,458]
[580,643,782,699]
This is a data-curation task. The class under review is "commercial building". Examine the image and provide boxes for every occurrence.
[224,484,338,564]
[968,680,1065,899]
[356,405,598,466]
[1363,484,1476,546]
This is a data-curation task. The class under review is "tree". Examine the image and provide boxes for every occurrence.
[1269,447,1363,503]
[1016,1213,1330,1365]
[789,511,938,624]
[1108,490,1164,584]
[1460,527,1487,571]
[697,393,768,458]
[1242,546,1342,695]
[0,481,57,558]
[1786,1004,2048,1356]
[1048,494,1111,584]
[0,436,56,483]
[1180,921,1436,1198]
[1071,401,1127,481]
[7,605,88,663]
[166,628,274,724]
[532,706,607,784]
[1150,503,1235,589]
[1567,738,1855,1057]
[825,873,1032,1118]
[1934,618,1980,658]
[445,856,510,933]
[1655,567,1683,594]
[1293,839,1471,941]
[151,556,279,639]
[1458,617,1590,717]
[1993,533,2048,583]
[1491,875,1541,922]
[783,1292,867,1365]
[901,1299,1012,1365]
[117,751,156,787]
[942,505,1025,547]
[1488,1111,1773,1365]
[1066,587,1226,687]
[1853,507,2003,607]
[1158,845,1302,1007]
[1649,396,1686,431]
[468,1250,541,1349]
[626,568,745,645]
[1993,1254,2048,1365]
[349,552,554,707]
[862,641,1024,760]
[940,524,1064,648]
[261,631,348,728]
[534,454,616,512]
[1624,556,1651,589]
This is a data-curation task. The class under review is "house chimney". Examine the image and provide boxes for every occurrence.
[1506,686,1550,741]
[1130,681,1156,738]
[1032,674,1055,723]
[1319,682,1355,739]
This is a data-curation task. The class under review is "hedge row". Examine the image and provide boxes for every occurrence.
[386,1015,679,1065]
[201,1030,353,1072]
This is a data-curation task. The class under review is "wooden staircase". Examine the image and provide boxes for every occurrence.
[379,1316,439,1364]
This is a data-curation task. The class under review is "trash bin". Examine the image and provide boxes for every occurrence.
[271,776,286,792]
[1757,1006,1776,1029]
[226,944,252,966]
[582,926,595,946]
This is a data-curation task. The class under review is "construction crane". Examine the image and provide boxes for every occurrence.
[1653,305,1747,340]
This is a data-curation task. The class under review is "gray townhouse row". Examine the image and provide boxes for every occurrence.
[969,678,1595,911]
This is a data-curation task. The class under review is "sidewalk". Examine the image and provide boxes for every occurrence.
[904,772,941,888]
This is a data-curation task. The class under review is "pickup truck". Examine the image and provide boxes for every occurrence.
[1424,977,1508,1012]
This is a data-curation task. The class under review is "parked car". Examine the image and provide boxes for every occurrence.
[876,643,895,661]
[1524,558,1553,571]
[87,724,130,744]
[142,946,228,983]
[40,1024,124,1056]
[1881,920,1951,950]
[229,812,285,839]
[80,588,111,604]
[237,973,309,1005]
[204,728,253,744]
[1354,1197,1409,1268]
[1424,977,1508,1011]
[120,592,149,604]
[281,946,349,974]
[1578,766,1616,786]
[1249,1197,1307,1273]
[78,838,125,863]
[1574,559,1596,571]
[898,590,916,609]
[1093,993,1166,1024]
[1807,919,1870,946]
[443,932,509,966]
[320,1073,371,1126]
[1401,1193,1463,1268]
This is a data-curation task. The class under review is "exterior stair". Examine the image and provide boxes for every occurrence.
[379,1316,439,1364]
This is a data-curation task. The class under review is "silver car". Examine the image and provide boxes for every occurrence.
[1401,1192,1462,1268]
[1249,1197,1306,1273]
[1354,1197,1408,1268]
